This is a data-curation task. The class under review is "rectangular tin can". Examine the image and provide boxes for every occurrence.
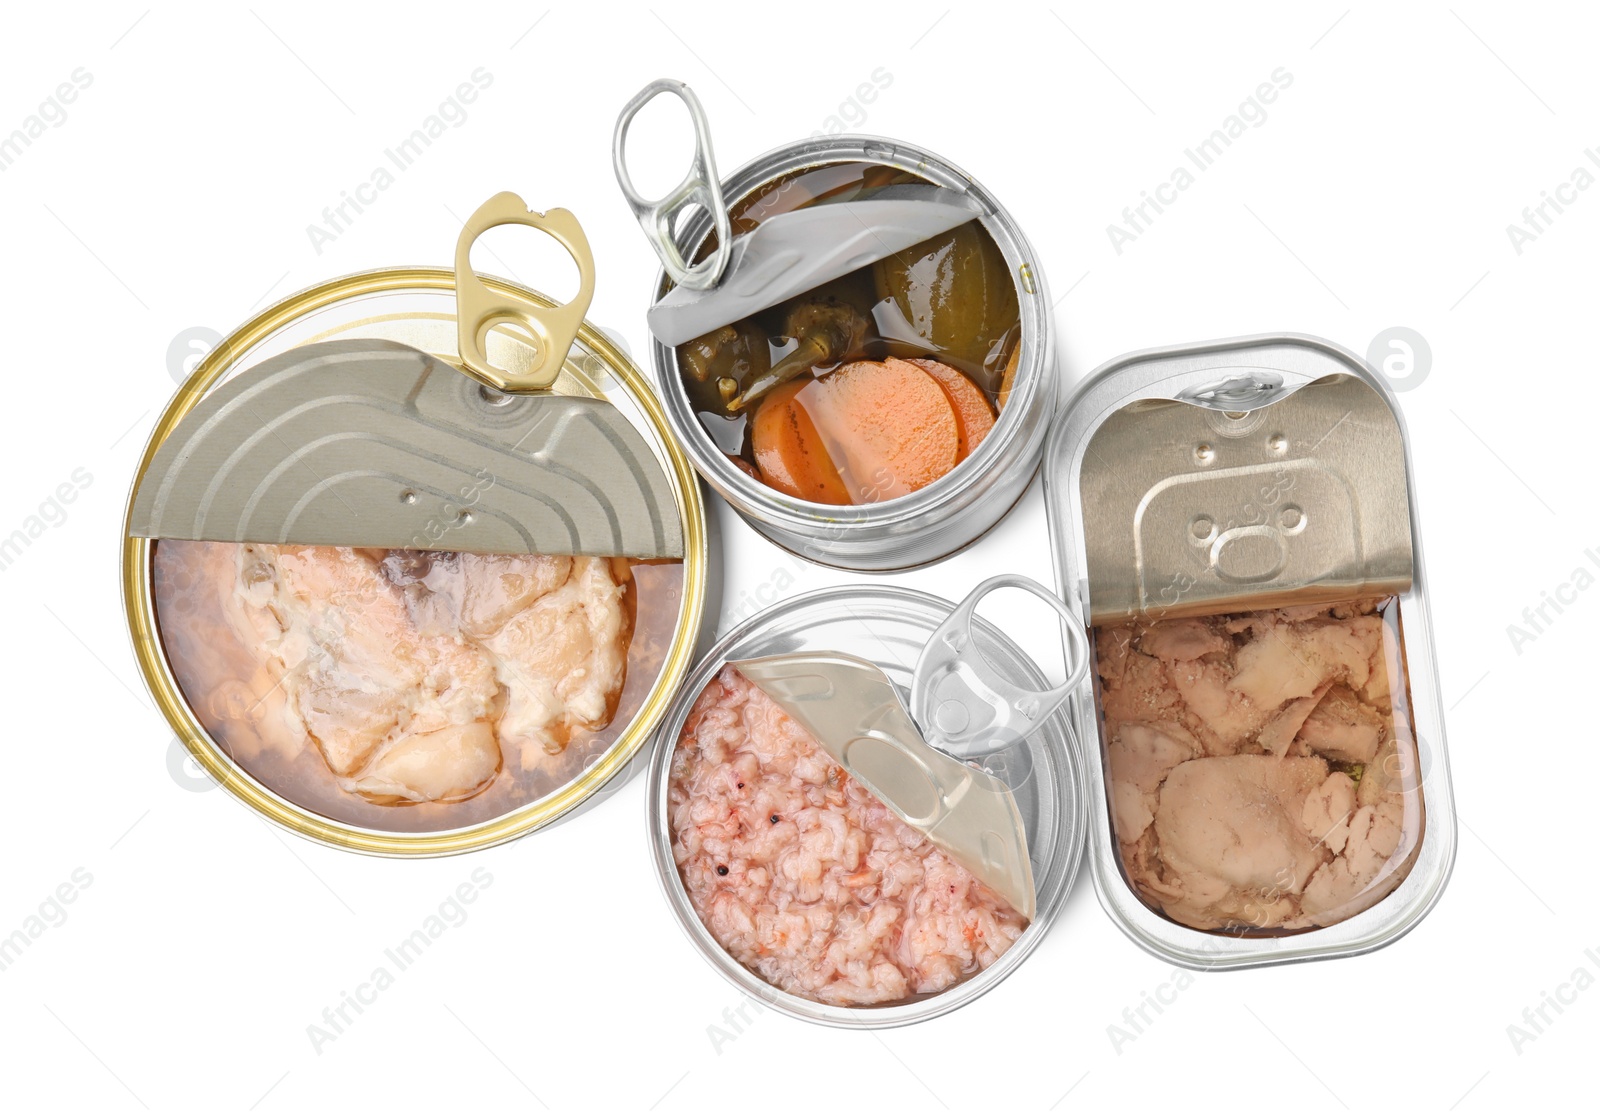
[1043,333,1456,968]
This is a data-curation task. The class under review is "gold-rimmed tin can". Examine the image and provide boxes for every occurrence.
[122,267,713,855]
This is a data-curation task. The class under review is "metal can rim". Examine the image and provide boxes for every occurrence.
[121,266,709,856]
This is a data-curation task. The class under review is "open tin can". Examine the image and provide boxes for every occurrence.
[123,199,713,855]
[648,580,1087,1026]
[1043,333,1455,968]
[616,82,1057,571]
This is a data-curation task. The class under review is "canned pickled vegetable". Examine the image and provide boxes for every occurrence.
[615,93,1057,571]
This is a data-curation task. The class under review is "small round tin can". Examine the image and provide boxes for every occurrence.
[647,584,1085,1027]
[123,266,714,855]
[646,137,1057,572]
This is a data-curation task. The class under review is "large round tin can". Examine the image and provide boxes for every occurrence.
[647,585,1085,1027]
[123,268,714,855]
[648,137,1057,572]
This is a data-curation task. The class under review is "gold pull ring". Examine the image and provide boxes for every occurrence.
[454,192,595,392]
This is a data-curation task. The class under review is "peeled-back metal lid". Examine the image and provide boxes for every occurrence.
[732,575,1088,921]
[129,194,684,560]
[1076,362,1414,624]
[613,78,989,347]
[641,183,986,347]
[127,337,683,557]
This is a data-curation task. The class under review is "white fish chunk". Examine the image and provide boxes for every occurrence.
[1095,599,1420,934]
[220,545,628,805]
[486,556,629,769]
[342,723,500,804]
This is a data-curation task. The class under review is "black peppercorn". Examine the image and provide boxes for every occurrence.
[716,865,729,875]
[770,814,779,824]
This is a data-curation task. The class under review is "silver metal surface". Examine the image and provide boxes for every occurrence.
[646,184,987,346]
[1080,372,1414,623]
[911,574,1089,757]
[647,136,1057,572]
[129,338,685,559]
[1041,333,1457,969]
[648,585,1086,1027]
[613,79,731,291]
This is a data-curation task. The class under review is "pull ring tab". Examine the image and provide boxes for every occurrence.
[454,191,595,393]
[910,575,1090,758]
[1176,372,1290,411]
[613,78,731,292]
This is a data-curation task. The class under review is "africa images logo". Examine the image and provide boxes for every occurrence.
[0,68,93,173]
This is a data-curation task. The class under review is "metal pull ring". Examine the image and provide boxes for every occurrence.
[1176,372,1290,411]
[613,78,731,292]
[910,575,1090,757]
[453,192,595,393]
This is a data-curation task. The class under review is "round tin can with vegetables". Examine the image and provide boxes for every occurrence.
[122,199,713,855]
[614,81,1057,571]
[648,579,1087,1026]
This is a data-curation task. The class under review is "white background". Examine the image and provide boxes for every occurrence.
[0,2,1592,1116]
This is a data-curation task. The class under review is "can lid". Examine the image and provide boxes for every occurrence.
[127,338,684,557]
[129,201,684,560]
[612,78,988,348]
[730,576,1088,921]
[643,183,987,347]
[1078,365,1413,624]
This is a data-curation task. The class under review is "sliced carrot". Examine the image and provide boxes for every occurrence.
[799,358,959,501]
[908,358,996,462]
[726,453,763,482]
[750,380,852,505]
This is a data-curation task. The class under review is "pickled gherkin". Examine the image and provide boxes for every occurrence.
[873,221,1020,393]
